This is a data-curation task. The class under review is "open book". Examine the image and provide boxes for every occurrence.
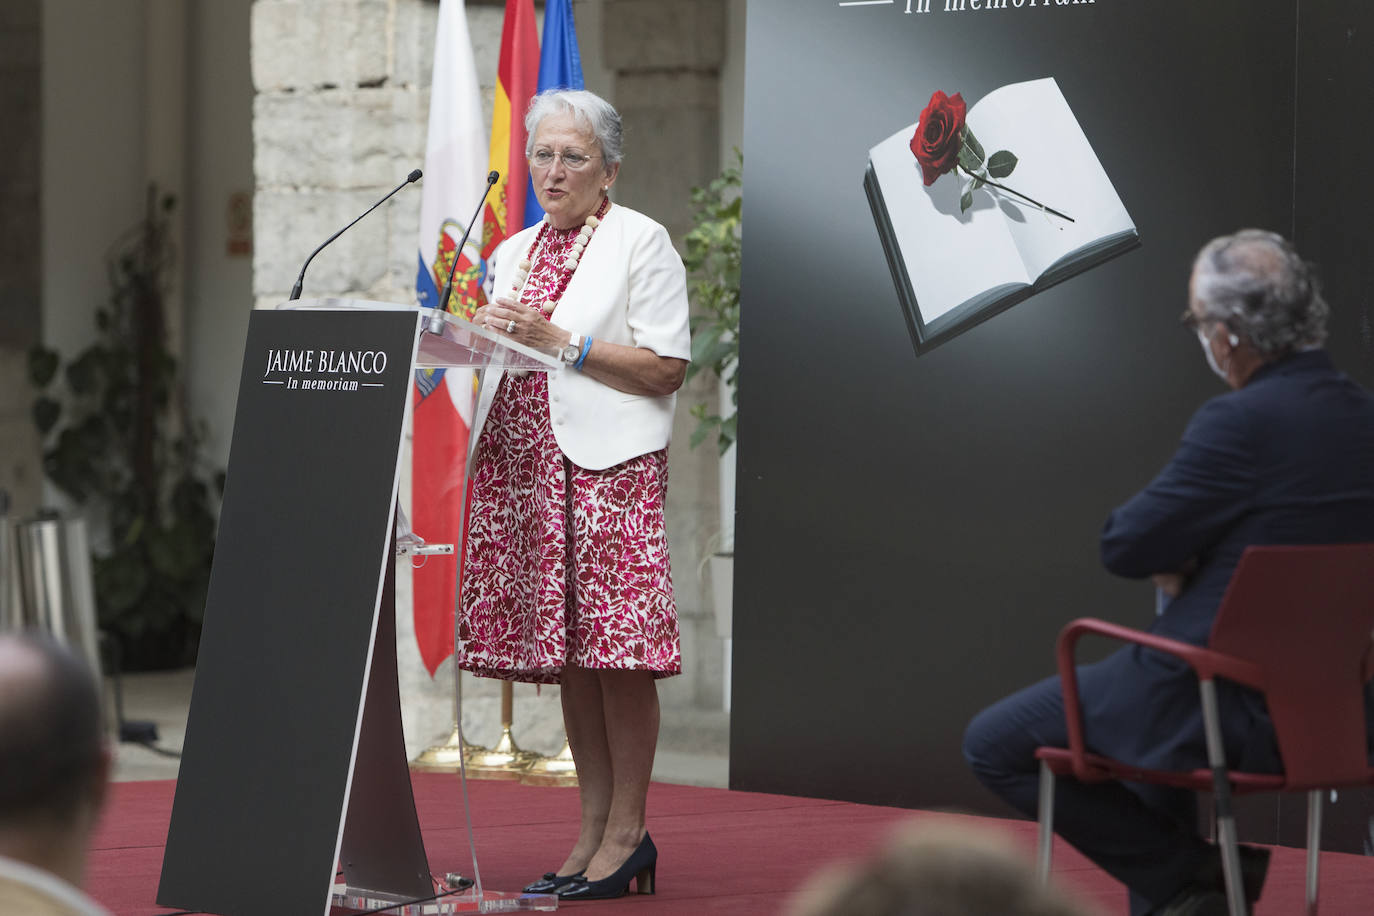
[864,78,1139,355]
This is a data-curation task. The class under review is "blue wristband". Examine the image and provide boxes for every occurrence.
[573,335,593,370]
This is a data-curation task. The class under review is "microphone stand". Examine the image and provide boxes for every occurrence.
[425,170,500,336]
[289,168,423,301]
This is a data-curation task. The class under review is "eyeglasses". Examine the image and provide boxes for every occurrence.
[1179,308,1214,333]
[529,149,602,171]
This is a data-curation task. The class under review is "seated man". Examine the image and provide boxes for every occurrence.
[963,230,1374,916]
[0,632,113,916]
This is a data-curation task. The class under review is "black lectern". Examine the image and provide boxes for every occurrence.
[157,301,559,916]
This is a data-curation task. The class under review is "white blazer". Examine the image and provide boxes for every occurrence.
[471,204,692,471]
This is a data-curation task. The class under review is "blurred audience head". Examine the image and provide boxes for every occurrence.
[787,819,1100,916]
[0,631,109,881]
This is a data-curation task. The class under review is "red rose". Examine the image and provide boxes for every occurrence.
[910,90,967,186]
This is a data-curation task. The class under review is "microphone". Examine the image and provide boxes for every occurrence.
[427,170,500,335]
[288,168,423,301]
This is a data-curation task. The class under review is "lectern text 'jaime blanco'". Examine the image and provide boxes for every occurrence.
[263,349,390,377]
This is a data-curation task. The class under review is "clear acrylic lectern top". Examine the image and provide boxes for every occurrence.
[278,298,562,373]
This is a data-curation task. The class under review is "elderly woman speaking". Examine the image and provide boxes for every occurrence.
[464,88,690,901]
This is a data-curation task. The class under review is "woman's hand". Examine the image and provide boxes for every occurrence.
[474,296,572,353]
[474,296,685,397]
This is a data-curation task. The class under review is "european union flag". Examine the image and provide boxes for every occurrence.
[523,0,585,228]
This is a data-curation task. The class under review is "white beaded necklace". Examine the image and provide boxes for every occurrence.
[509,197,610,315]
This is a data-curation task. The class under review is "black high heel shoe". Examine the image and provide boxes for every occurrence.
[523,871,584,894]
[557,833,657,900]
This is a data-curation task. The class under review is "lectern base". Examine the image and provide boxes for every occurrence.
[330,885,557,913]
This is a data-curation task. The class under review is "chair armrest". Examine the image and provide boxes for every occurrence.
[1054,618,1266,782]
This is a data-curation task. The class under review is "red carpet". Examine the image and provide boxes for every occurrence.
[90,774,1374,914]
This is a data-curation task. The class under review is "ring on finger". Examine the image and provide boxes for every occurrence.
[506,319,517,333]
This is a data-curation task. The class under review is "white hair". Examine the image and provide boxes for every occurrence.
[1192,229,1329,357]
[524,89,623,167]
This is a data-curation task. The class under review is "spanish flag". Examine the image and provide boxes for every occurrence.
[481,0,539,260]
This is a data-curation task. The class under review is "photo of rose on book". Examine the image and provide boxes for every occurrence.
[864,77,1139,355]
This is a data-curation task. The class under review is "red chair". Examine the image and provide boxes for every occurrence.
[1033,544,1374,916]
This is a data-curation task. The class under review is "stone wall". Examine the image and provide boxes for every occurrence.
[250,0,733,759]
[0,0,43,519]
[251,0,448,311]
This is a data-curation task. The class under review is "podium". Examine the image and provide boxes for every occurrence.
[157,300,560,916]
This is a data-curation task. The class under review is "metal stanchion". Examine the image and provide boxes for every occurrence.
[0,491,17,630]
[14,515,102,678]
[12,513,108,733]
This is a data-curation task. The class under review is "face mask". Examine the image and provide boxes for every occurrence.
[1197,328,1230,381]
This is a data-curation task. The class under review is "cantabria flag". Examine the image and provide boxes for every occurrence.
[411,0,489,675]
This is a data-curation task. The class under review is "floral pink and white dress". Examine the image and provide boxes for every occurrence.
[457,215,682,684]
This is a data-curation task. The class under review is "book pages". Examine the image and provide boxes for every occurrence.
[868,125,1031,324]
[966,78,1135,281]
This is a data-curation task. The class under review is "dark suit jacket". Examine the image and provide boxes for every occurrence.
[1079,349,1374,771]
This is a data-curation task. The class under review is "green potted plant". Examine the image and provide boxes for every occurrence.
[683,154,742,662]
[683,153,741,457]
[29,186,223,670]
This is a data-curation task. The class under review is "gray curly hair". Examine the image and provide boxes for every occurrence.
[1192,229,1329,358]
[524,89,624,167]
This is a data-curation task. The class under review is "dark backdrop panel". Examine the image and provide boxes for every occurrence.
[1296,0,1374,389]
[1283,0,1374,849]
[733,0,1298,812]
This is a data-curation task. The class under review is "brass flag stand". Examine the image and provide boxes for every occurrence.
[463,681,539,778]
[414,680,578,784]
[410,684,488,772]
[521,738,577,787]
[410,721,475,771]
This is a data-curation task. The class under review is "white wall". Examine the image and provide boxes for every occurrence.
[39,0,254,504]
[185,0,255,472]
[40,0,146,362]
[0,0,44,519]
[39,0,149,521]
